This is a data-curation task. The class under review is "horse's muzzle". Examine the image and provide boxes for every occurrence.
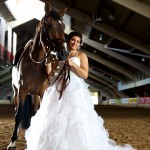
[58,49,69,61]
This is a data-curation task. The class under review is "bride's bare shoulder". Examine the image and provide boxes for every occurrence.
[78,51,87,59]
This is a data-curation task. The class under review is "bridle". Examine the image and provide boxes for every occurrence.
[29,10,70,100]
[29,12,65,64]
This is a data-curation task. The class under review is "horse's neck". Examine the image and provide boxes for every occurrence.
[32,30,42,51]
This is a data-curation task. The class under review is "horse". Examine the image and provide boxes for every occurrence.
[7,1,69,149]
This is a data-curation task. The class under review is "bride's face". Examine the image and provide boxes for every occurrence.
[68,36,81,50]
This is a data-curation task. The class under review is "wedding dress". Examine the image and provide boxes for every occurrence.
[25,57,136,150]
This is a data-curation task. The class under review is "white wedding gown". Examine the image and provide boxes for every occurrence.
[25,57,136,150]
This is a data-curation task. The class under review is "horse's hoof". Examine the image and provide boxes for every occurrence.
[7,146,16,150]
[7,141,16,150]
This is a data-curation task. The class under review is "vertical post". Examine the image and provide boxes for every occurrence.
[0,17,6,60]
[13,32,17,63]
[7,26,12,64]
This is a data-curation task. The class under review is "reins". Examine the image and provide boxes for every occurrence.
[50,60,70,100]
[16,40,33,69]
[29,46,51,64]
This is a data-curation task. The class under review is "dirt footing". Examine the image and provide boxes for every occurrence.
[0,104,150,150]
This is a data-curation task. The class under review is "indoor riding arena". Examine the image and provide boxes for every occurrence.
[0,0,150,150]
[0,103,150,150]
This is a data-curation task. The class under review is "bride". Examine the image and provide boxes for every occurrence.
[25,31,136,150]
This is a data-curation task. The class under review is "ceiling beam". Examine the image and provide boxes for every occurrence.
[89,73,115,89]
[88,74,128,98]
[6,18,35,30]
[112,0,150,19]
[89,68,118,86]
[0,66,11,76]
[84,36,150,76]
[50,0,150,55]
[83,50,135,80]
[86,79,115,97]
[0,74,11,83]
[65,27,150,78]
[89,64,124,82]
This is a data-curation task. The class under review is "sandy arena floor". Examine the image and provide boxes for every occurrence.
[0,104,150,150]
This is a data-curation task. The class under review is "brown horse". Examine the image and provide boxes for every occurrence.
[7,1,69,149]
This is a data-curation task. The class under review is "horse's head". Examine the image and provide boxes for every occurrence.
[38,1,68,62]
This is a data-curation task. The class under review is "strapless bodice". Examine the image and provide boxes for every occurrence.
[69,57,80,77]
[70,57,80,66]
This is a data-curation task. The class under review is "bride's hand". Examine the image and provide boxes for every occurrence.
[67,58,73,67]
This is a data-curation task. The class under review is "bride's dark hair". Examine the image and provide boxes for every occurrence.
[67,31,83,45]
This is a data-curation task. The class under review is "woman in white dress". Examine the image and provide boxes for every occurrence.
[25,31,136,150]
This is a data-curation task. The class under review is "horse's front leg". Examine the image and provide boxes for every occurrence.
[12,84,19,113]
[7,90,26,150]
[33,95,41,115]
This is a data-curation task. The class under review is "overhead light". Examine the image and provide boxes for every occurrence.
[99,33,103,41]
[95,17,103,24]
[108,8,115,20]
[109,14,115,20]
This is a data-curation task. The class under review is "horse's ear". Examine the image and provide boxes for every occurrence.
[58,8,68,17]
[44,0,52,14]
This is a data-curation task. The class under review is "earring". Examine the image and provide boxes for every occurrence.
[80,42,83,46]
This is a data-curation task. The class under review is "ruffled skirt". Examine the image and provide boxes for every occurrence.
[25,73,135,150]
